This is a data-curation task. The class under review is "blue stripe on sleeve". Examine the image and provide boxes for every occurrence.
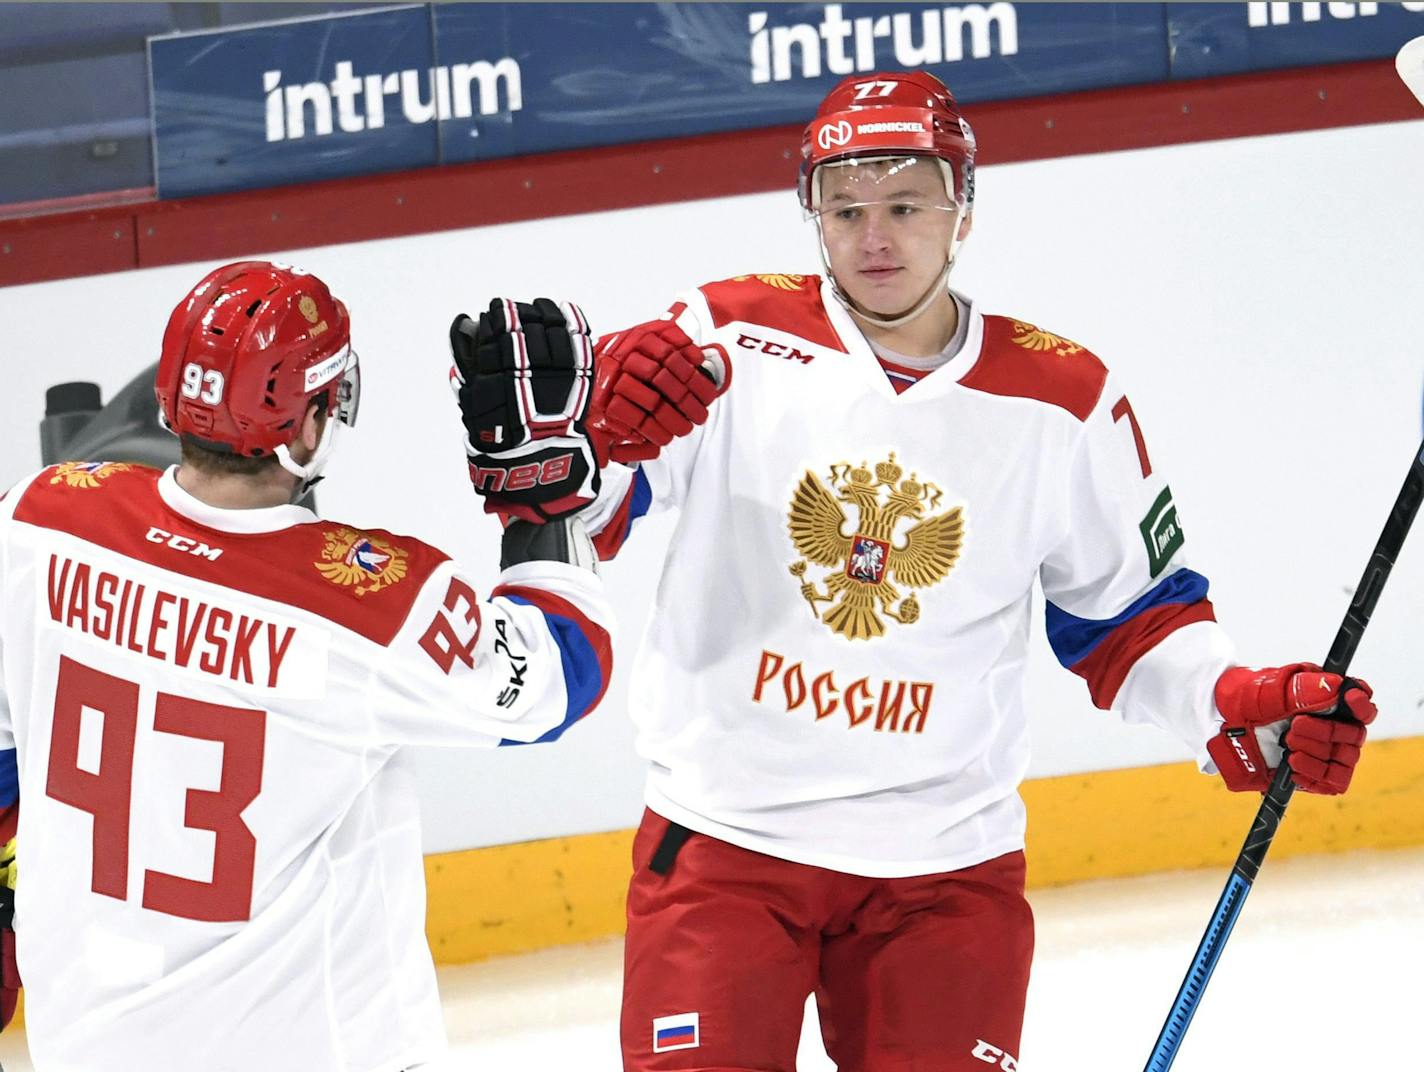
[0,749,16,808]
[624,467,652,539]
[497,595,605,746]
[1045,569,1210,668]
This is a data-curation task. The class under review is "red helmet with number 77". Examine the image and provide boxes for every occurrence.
[798,70,976,217]
[155,260,360,483]
[799,71,978,329]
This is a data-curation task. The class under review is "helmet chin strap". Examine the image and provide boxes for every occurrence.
[275,417,341,502]
[813,161,968,332]
[821,241,954,330]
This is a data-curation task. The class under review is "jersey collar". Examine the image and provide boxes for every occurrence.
[157,466,318,534]
[819,278,986,400]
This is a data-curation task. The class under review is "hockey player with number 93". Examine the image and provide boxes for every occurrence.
[460,71,1379,1070]
[0,262,614,1070]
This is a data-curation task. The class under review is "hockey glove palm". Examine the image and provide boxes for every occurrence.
[588,320,730,464]
[449,298,601,523]
[1209,663,1376,795]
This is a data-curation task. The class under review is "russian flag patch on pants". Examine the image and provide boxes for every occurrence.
[652,1012,700,1052]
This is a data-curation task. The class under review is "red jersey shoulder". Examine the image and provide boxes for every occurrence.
[12,464,449,645]
[699,273,847,353]
[960,315,1109,422]
[301,522,448,608]
[18,461,161,510]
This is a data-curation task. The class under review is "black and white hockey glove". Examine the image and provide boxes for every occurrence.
[449,298,601,524]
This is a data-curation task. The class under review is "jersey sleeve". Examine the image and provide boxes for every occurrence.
[584,292,717,560]
[368,558,614,747]
[1038,375,1233,759]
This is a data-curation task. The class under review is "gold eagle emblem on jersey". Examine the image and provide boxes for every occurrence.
[732,273,806,291]
[787,453,964,640]
[314,527,408,596]
[49,461,132,489]
[1011,320,1082,357]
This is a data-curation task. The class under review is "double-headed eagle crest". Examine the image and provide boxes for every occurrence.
[732,273,806,291]
[1011,320,1082,357]
[788,453,964,640]
[314,527,408,597]
[49,461,131,489]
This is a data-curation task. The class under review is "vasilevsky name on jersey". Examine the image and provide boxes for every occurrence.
[0,463,612,1072]
[580,273,1231,878]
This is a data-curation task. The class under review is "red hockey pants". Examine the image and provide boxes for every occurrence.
[621,810,1033,1072]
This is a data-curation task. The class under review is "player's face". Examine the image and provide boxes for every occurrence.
[816,158,960,317]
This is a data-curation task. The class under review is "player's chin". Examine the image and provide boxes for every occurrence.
[850,288,915,320]
[846,273,919,314]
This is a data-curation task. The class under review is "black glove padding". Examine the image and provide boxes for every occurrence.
[450,298,600,523]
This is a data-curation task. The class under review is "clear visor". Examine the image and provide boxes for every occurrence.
[334,346,361,428]
[809,156,961,235]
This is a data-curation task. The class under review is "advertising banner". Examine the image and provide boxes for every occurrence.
[148,2,1424,199]
[150,5,438,198]
[1169,2,1424,81]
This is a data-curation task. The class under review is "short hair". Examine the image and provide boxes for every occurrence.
[176,397,328,477]
[178,438,280,477]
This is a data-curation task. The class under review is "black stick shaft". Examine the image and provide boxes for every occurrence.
[1146,439,1424,1070]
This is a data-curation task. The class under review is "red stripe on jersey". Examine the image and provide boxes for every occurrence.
[489,583,613,714]
[1070,599,1217,709]
[701,274,847,354]
[591,480,638,560]
[14,465,448,646]
[961,316,1108,422]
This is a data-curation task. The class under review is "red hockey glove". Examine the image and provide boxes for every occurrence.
[1209,663,1376,795]
[588,320,730,464]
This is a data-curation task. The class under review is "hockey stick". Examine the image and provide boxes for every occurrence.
[1144,441,1424,1071]
[1141,38,1424,1071]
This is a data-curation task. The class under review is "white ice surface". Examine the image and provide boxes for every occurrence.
[1,847,1419,1070]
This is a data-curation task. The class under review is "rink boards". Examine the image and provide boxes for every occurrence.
[421,734,1424,964]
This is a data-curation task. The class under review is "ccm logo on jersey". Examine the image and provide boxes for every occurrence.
[468,454,575,493]
[146,526,223,561]
[736,333,815,365]
[971,1039,1017,1070]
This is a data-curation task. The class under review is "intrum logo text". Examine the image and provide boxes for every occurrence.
[749,3,1018,85]
[264,58,522,142]
[1248,2,1424,27]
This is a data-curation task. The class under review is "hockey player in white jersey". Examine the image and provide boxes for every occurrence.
[0,262,613,1070]
[469,72,1378,1071]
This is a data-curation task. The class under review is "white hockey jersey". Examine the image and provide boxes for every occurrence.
[0,463,612,1072]
[584,274,1232,878]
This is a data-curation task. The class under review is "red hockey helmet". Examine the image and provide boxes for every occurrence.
[156,261,358,457]
[798,70,976,216]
